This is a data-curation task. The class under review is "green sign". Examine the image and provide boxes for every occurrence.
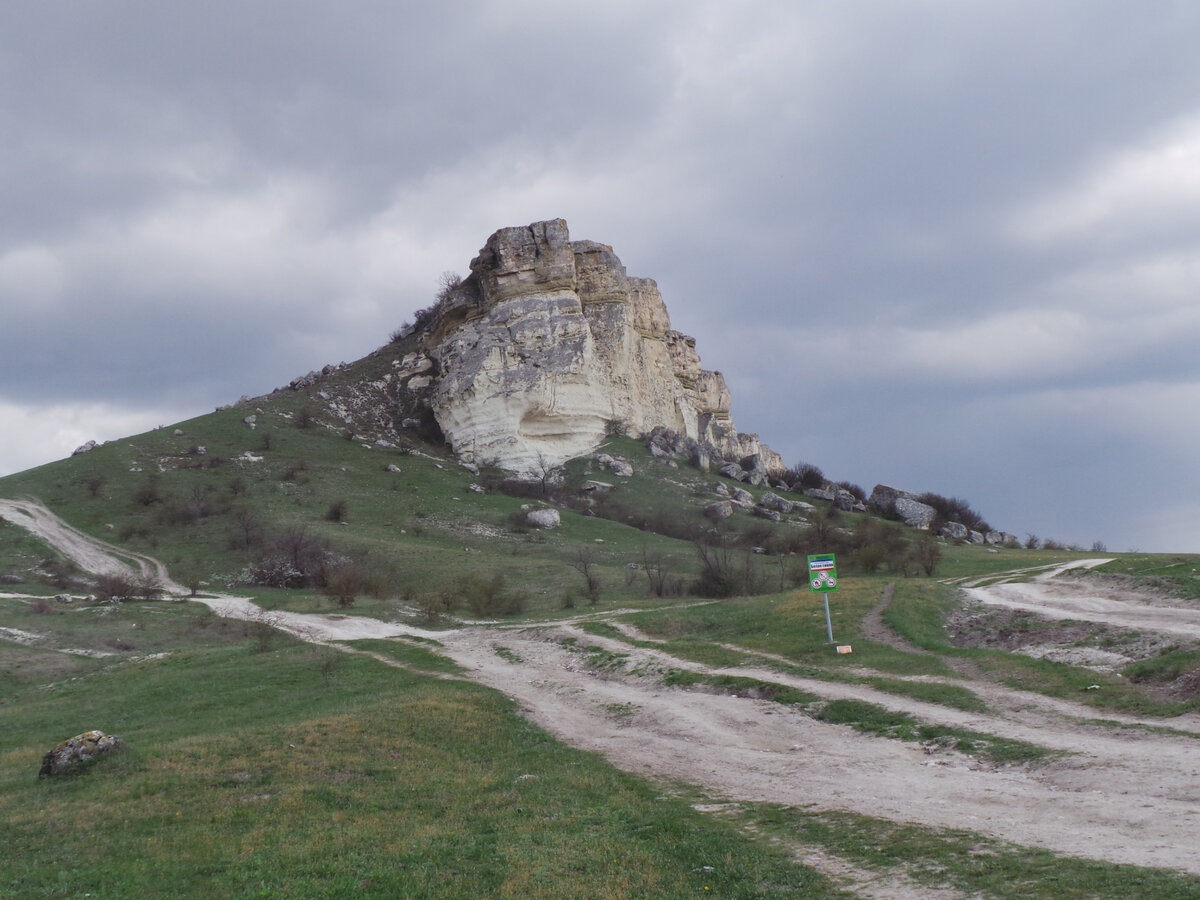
[807,553,838,593]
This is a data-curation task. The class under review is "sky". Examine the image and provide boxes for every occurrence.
[2,1,1199,552]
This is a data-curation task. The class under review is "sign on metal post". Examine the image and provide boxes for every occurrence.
[808,553,838,643]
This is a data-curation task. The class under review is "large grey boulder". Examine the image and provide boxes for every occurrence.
[39,730,124,777]
[729,486,754,507]
[718,462,747,482]
[759,491,795,514]
[525,508,561,529]
[704,501,734,521]
[941,522,969,541]
[894,497,936,530]
[870,484,936,529]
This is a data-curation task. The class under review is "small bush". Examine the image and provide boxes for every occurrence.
[786,462,825,491]
[458,574,525,617]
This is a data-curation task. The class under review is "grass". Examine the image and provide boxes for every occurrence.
[1,601,843,899]
[659,669,1051,766]
[343,637,466,675]
[745,805,1200,900]
[882,580,1200,717]
[5,352,1200,893]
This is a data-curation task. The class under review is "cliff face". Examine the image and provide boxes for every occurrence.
[419,219,781,477]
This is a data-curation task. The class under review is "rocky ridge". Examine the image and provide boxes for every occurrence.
[410,219,782,478]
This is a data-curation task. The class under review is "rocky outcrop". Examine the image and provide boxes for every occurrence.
[869,485,937,529]
[417,219,783,478]
[39,730,124,777]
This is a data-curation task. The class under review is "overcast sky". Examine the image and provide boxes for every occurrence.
[3,1,1199,552]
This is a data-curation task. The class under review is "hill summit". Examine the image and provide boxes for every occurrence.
[401,218,782,477]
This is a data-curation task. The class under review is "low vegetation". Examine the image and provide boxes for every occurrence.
[3,354,1199,896]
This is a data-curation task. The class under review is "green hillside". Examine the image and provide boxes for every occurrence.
[3,345,1200,898]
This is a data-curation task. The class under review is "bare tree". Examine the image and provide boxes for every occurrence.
[570,546,603,605]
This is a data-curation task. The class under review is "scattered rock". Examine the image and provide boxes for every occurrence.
[595,454,634,478]
[941,522,969,541]
[729,486,754,507]
[758,491,795,514]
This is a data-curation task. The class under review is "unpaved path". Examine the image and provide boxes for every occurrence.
[4,499,1200,887]
[962,559,1200,640]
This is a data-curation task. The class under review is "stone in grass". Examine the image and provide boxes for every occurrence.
[525,508,561,529]
[39,730,125,778]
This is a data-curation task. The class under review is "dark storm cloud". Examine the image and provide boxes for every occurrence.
[2,0,1200,550]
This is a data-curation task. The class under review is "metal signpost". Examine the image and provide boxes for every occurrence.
[807,553,838,643]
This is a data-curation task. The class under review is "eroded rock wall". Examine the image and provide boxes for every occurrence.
[421,219,781,477]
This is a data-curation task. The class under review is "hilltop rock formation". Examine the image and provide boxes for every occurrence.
[414,219,782,477]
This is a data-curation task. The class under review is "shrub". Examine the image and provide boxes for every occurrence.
[458,574,525,617]
[913,536,942,576]
[918,492,989,533]
[323,564,363,609]
[93,572,138,603]
[132,475,162,507]
[326,499,348,523]
[570,547,603,605]
[786,462,825,491]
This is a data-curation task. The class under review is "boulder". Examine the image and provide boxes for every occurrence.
[759,491,794,514]
[969,530,985,544]
[718,463,747,481]
[893,497,936,530]
[729,486,754,507]
[941,522,969,541]
[704,501,734,521]
[753,506,782,522]
[72,440,98,456]
[833,489,859,512]
[525,508,561,529]
[39,730,124,777]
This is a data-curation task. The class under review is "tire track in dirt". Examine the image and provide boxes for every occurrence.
[5,498,1200,880]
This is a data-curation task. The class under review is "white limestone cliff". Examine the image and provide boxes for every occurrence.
[419,219,782,477]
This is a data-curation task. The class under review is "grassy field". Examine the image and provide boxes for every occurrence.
[1,598,843,899]
[5,360,1200,897]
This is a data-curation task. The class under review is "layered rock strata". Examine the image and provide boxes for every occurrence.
[420,219,781,477]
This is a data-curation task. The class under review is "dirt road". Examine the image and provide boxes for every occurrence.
[962,559,1200,640]
[4,498,1200,886]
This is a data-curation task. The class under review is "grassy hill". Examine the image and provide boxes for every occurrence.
[4,345,1200,898]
